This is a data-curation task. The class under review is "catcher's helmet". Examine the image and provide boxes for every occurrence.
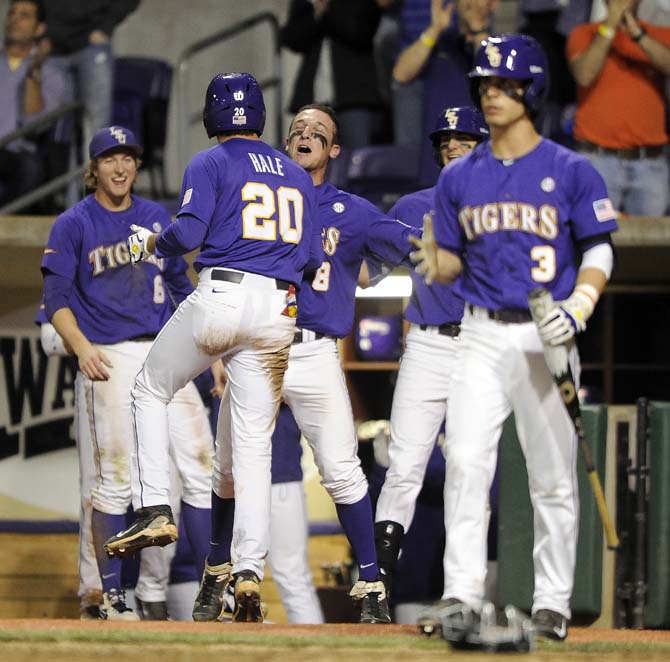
[468,33,548,115]
[202,72,266,138]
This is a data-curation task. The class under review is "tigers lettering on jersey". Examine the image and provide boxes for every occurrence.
[458,202,558,241]
[322,227,341,256]
[89,241,165,275]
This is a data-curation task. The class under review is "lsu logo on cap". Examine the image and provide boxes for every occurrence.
[445,109,458,129]
[110,126,127,144]
[485,41,502,68]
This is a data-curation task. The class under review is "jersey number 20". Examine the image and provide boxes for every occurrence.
[241,183,303,243]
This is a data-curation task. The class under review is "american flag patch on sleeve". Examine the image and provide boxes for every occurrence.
[593,198,616,222]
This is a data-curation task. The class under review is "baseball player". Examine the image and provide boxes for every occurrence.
[40,126,215,620]
[410,34,618,641]
[103,73,322,623]
[193,103,418,624]
[372,106,488,601]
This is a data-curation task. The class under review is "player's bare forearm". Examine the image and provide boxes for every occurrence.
[436,247,462,284]
[51,307,112,380]
[575,265,608,295]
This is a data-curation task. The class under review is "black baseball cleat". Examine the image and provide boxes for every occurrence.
[232,570,264,623]
[531,609,568,641]
[192,560,233,622]
[104,504,178,558]
[349,579,391,624]
[136,598,169,620]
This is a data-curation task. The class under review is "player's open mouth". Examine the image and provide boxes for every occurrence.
[297,145,312,154]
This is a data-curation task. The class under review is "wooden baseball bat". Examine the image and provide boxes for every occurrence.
[528,287,620,550]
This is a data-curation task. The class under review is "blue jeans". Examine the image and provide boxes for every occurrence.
[582,150,670,216]
[50,42,114,137]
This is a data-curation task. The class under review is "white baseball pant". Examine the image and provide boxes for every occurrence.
[131,268,294,580]
[443,306,579,618]
[375,324,460,530]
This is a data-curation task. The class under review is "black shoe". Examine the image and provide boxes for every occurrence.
[417,597,470,638]
[192,561,233,622]
[136,598,169,620]
[374,521,405,598]
[531,609,568,641]
[232,570,264,623]
[104,505,178,558]
[349,579,391,624]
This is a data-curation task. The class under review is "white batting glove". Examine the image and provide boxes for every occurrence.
[537,285,598,346]
[127,224,153,265]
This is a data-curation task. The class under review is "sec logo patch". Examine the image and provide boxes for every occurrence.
[333,202,345,213]
[541,177,556,193]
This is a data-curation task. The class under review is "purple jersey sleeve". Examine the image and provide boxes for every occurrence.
[171,139,319,286]
[297,184,414,337]
[389,188,464,325]
[433,139,618,310]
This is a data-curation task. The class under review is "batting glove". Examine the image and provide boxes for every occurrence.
[537,284,598,346]
[127,224,154,265]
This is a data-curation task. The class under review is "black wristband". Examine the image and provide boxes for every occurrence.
[633,28,647,43]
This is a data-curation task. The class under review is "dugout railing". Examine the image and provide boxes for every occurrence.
[0,100,86,216]
[174,11,283,176]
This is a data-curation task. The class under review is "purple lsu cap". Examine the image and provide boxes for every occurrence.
[89,126,142,159]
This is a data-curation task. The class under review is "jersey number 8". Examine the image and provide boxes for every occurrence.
[241,182,303,244]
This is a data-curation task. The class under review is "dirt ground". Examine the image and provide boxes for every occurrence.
[2,619,670,662]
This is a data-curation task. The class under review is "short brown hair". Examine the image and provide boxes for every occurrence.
[293,104,340,146]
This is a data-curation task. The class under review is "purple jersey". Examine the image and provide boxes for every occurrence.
[297,182,416,338]
[389,187,464,325]
[174,138,319,285]
[41,195,193,344]
[434,139,618,309]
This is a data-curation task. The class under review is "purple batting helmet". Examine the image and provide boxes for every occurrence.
[202,72,266,138]
[429,106,489,165]
[468,33,548,116]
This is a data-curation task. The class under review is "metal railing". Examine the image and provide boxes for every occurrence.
[0,100,86,216]
[175,11,283,174]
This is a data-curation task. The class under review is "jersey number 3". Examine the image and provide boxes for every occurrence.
[241,183,303,243]
[530,245,556,283]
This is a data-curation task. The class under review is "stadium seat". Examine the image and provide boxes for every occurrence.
[112,56,172,199]
[339,144,421,212]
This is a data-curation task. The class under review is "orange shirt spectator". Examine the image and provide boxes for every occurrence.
[567,20,670,148]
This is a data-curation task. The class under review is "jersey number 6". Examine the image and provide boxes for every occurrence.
[241,182,303,244]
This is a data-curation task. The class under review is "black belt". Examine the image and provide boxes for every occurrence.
[419,323,461,338]
[577,140,665,160]
[468,304,532,324]
[211,268,291,291]
[128,334,156,342]
[293,329,328,344]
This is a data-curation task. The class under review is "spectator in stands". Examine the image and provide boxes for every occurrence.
[280,0,384,148]
[392,0,499,186]
[40,1,140,136]
[0,0,66,208]
[518,1,593,144]
[567,0,670,216]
